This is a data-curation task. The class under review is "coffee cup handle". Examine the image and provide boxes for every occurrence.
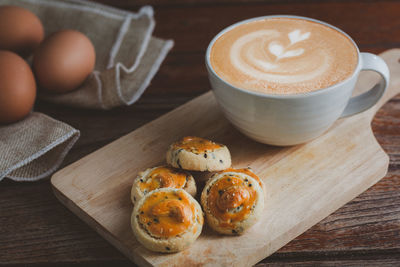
[340,52,390,118]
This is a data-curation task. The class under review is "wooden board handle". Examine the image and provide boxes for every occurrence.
[367,49,400,119]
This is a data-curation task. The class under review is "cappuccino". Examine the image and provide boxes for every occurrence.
[210,17,358,94]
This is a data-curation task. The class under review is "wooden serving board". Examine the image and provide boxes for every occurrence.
[51,49,400,267]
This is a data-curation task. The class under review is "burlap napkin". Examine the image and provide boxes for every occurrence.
[0,113,80,181]
[0,0,173,181]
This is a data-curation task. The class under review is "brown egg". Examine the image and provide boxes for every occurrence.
[0,6,44,57]
[33,30,96,94]
[0,51,36,124]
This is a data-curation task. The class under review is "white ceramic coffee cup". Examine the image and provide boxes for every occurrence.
[205,15,390,146]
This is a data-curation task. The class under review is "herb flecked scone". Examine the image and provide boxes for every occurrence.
[166,136,231,171]
[131,166,196,206]
[221,167,266,196]
[201,169,264,235]
[131,188,204,253]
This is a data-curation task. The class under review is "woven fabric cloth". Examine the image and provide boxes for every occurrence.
[0,0,173,181]
[0,113,80,181]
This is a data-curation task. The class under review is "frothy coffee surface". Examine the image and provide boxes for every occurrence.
[210,17,358,94]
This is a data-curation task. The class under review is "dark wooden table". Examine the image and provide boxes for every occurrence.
[2,0,400,266]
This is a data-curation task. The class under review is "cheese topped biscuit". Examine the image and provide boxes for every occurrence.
[166,136,231,171]
[131,188,203,253]
[131,166,196,205]
[201,170,264,235]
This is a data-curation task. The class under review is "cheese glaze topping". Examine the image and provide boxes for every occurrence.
[139,166,187,193]
[173,136,222,153]
[220,168,263,188]
[207,175,257,228]
[138,190,201,238]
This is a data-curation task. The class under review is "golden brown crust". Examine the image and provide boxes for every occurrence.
[218,167,266,195]
[131,188,203,253]
[166,136,231,171]
[131,166,196,206]
[201,171,264,235]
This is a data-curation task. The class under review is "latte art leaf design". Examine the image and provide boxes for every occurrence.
[269,41,304,60]
[211,18,359,94]
[288,29,311,44]
[229,28,328,84]
[268,30,310,61]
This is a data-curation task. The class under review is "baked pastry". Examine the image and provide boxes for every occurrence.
[131,166,196,205]
[131,188,204,253]
[166,136,231,171]
[201,170,264,235]
[220,167,265,194]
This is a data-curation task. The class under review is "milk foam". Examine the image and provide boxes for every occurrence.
[210,18,358,94]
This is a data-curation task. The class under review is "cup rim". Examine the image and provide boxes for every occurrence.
[205,15,361,99]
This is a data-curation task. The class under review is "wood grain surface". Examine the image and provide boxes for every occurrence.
[1,0,400,266]
[50,49,399,267]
